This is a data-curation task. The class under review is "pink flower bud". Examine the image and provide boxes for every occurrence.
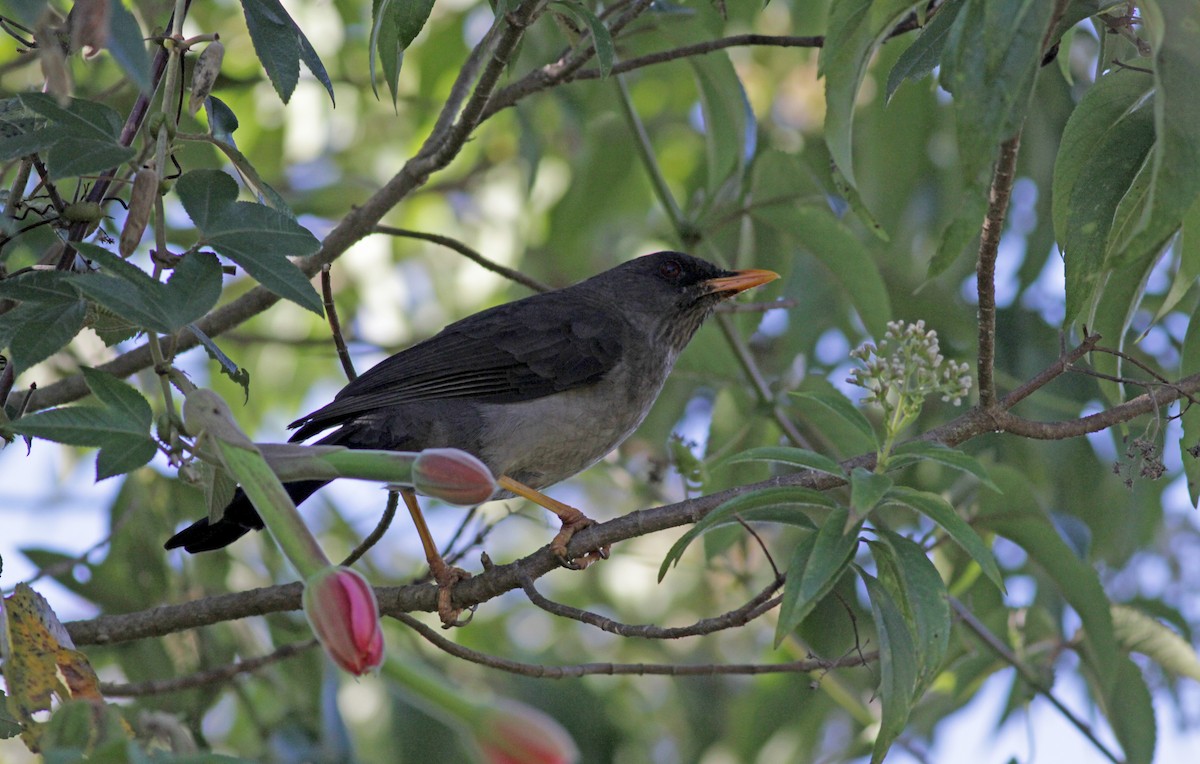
[302,567,384,676]
[412,448,497,505]
[474,699,580,764]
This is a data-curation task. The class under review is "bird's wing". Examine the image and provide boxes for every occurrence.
[287,298,624,440]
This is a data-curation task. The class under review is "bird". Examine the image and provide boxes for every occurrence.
[166,251,778,625]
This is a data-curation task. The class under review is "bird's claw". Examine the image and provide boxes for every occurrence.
[549,517,609,570]
[430,562,472,628]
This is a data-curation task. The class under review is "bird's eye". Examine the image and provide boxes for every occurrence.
[659,259,682,280]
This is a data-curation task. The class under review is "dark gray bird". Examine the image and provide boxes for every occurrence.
[166,251,777,623]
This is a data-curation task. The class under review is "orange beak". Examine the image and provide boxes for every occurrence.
[703,268,779,297]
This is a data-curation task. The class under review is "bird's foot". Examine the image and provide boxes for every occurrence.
[429,559,473,629]
[550,512,611,570]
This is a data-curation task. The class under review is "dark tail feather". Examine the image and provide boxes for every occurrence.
[164,480,328,553]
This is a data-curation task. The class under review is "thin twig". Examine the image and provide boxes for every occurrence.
[976,133,1022,409]
[396,612,873,677]
[340,490,399,567]
[321,264,357,382]
[101,640,316,697]
[518,574,783,638]
[951,598,1121,764]
[373,225,550,293]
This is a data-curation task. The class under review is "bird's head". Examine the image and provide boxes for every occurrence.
[585,251,779,350]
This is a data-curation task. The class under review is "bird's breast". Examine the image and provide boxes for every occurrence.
[477,352,675,489]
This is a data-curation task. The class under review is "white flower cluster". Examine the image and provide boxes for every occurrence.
[848,320,973,408]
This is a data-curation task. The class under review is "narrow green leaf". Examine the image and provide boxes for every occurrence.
[978,465,1119,702]
[820,0,923,186]
[689,51,755,197]
[885,0,966,101]
[551,1,614,78]
[1105,655,1157,764]
[791,389,878,444]
[860,567,919,764]
[869,530,951,698]
[658,486,832,580]
[1109,0,1200,272]
[716,446,847,479]
[885,485,1004,590]
[1112,605,1200,681]
[241,0,301,103]
[188,324,252,401]
[849,467,892,514]
[107,0,152,94]
[370,0,435,102]
[1149,195,1200,324]
[757,205,891,337]
[1052,69,1155,323]
[1180,273,1200,507]
[938,0,1053,186]
[774,507,860,645]
[889,440,999,491]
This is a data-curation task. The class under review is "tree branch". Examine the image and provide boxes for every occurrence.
[65,336,1196,648]
[976,133,1022,409]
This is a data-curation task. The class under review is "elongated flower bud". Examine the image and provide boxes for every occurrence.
[302,566,384,676]
[412,448,497,505]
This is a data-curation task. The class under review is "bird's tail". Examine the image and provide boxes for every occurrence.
[164,480,328,553]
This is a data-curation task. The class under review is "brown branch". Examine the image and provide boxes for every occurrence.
[374,225,550,293]
[321,264,357,382]
[396,612,874,677]
[101,640,316,697]
[518,574,783,638]
[66,338,1194,648]
[340,490,399,567]
[976,133,1022,409]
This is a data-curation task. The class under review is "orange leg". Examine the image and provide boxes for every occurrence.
[400,488,471,628]
[497,476,610,569]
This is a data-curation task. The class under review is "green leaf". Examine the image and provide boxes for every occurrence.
[938,0,1053,185]
[1112,605,1200,681]
[716,446,847,479]
[885,0,966,101]
[1052,69,1155,323]
[820,0,923,187]
[16,94,133,179]
[859,567,919,764]
[551,1,615,78]
[888,440,999,491]
[370,0,436,102]
[755,205,891,338]
[176,169,322,314]
[8,298,87,373]
[7,368,155,480]
[1108,0,1200,272]
[187,325,252,401]
[658,486,832,580]
[1105,655,1157,764]
[71,243,223,333]
[241,0,334,104]
[791,389,878,444]
[1181,268,1200,506]
[885,485,1004,590]
[689,50,755,197]
[869,530,951,698]
[1150,194,1200,324]
[774,506,860,645]
[849,467,892,514]
[927,193,986,277]
[107,0,152,94]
